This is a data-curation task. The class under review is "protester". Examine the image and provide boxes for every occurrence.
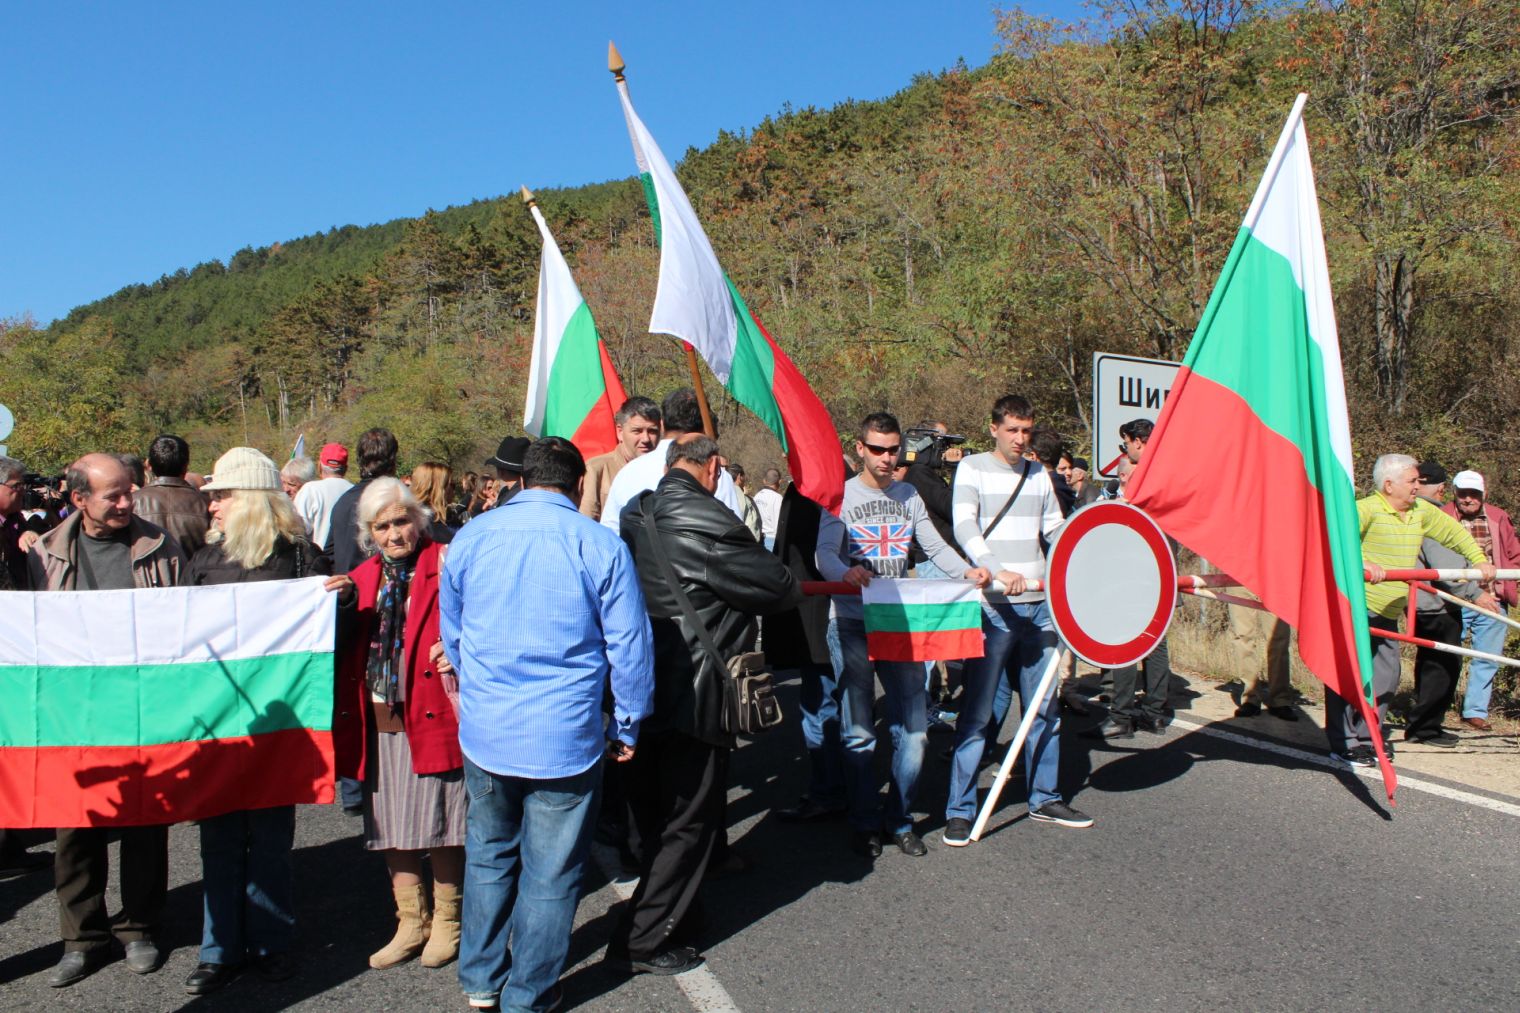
[753,467,784,551]
[1068,455,1100,508]
[1229,609,1296,721]
[818,412,990,858]
[1030,427,1076,517]
[601,389,745,530]
[483,436,530,509]
[726,462,764,541]
[1343,454,1492,767]
[324,430,398,574]
[440,437,653,1010]
[280,456,316,500]
[1407,532,1486,747]
[327,478,468,972]
[116,452,146,490]
[581,396,661,521]
[294,442,353,548]
[28,453,185,988]
[1,455,30,591]
[134,434,210,556]
[945,395,1093,845]
[1443,469,1520,730]
[409,461,456,544]
[181,447,335,994]
[1119,418,1153,465]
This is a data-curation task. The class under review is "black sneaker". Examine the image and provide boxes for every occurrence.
[892,830,928,857]
[1234,701,1262,717]
[629,947,704,976]
[941,818,973,847]
[850,830,883,858]
[1029,801,1094,829]
[1267,705,1299,721]
[1331,748,1375,768]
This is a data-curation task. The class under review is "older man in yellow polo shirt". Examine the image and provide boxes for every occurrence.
[1332,454,1495,766]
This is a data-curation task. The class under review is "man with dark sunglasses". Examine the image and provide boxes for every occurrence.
[817,413,989,860]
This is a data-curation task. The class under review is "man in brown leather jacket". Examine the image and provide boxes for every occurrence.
[132,434,208,556]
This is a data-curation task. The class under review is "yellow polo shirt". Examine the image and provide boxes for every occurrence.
[1358,493,1486,619]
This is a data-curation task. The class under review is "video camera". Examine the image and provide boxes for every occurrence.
[21,473,63,512]
[896,428,966,471]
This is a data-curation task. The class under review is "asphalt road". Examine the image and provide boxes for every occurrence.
[3,671,1517,1012]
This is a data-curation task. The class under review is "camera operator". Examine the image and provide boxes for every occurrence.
[898,420,965,570]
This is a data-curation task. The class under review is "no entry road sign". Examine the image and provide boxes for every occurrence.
[1047,500,1176,668]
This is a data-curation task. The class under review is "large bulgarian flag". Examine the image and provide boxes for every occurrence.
[613,53,846,513]
[0,579,337,827]
[1126,94,1392,799]
[862,579,985,662]
[523,191,628,460]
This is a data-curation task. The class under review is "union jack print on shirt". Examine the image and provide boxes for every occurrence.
[850,522,912,561]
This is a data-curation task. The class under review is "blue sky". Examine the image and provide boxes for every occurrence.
[3,1,1083,324]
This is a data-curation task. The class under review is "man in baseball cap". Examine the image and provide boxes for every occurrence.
[1443,469,1520,731]
[295,441,354,550]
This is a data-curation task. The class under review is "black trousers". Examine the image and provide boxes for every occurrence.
[1408,609,1463,739]
[615,731,726,960]
[1110,635,1172,722]
[54,825,168,951]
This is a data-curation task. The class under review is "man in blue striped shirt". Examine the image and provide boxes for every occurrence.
[440,437,654,1012]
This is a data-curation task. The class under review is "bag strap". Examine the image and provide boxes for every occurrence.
[640,496,730,675]
[981,459,1033,540]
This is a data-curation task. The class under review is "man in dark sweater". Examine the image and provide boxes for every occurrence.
[322,429,398,574]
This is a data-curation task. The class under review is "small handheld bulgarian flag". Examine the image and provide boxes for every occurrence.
[861,579,985,662]
[0,578,337,828]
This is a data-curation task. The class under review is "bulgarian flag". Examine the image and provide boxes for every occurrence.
[0,579,337,827]
[862,579,985,662]
[1126,95,1392,799]
[522,191,628,460]
[613,55,846,513]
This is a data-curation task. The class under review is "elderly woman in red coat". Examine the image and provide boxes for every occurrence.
[329,477,465,970]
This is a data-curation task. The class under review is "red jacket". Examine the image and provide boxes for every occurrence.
[333,539,463,779]
[1442,501,1520,607]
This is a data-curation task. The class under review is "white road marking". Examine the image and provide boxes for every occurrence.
[1168,713,1520,818]
[589,845,742,1013]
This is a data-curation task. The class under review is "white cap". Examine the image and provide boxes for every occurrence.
[1452,470,1486,496]
[201,447,282,492]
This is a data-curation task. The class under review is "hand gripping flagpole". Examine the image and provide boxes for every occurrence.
[608,40,717,439]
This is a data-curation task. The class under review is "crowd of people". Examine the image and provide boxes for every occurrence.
[0,386,1511,1010]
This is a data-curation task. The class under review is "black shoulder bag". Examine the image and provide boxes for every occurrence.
[640,499,784,736]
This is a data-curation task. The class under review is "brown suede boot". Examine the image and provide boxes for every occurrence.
[420,882,461,968]
[369,883,431,969]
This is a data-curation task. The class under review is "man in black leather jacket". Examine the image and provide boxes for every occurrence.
[613,434,800,976]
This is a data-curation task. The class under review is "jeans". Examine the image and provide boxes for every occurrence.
[460,757,601,1012]
[1461,607,1507,718]
[198,806,296,964]
[796,617,845,807]
[946,601,1062,821]
[914,558,965,708]
[837,617,926,834]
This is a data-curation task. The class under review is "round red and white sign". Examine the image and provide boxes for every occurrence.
[1046,501,1176,669]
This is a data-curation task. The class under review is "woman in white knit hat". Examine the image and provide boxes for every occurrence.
[181,447,343,995]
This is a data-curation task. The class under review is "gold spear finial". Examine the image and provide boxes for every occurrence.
[520,185,536,207]
[608,41,626,82]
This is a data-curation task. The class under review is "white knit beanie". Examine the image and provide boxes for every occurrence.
[201,447,282,492]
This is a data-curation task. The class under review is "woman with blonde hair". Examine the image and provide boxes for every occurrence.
[408,461,455,543]
[330,477,466,970]
[182,447,344,995]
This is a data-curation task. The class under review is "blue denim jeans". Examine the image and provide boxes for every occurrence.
[913,558,966,708]
[198,805,296,964]
[460,757,601,1012]
[796,617,846,807]
[837,617,926,835]
[1462,607,1508,718]
[946,601,1062,821]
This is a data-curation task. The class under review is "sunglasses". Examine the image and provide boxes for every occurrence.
[861,441,902,457]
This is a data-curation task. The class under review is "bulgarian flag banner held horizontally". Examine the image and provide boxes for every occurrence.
[0,579,337,827]
[862,579,985,662]
[523,192,628,460]
[1125,95,1391,799]
[613,49,845,513]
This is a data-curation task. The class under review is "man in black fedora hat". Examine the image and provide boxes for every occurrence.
[483,436,531,510]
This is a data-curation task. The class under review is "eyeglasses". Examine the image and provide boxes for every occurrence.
[861,442,901,457]
[1,480,21,492]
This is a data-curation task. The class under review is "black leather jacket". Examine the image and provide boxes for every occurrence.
[621,468,802,748]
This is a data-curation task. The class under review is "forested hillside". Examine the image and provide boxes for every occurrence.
[3,1,1518,495]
